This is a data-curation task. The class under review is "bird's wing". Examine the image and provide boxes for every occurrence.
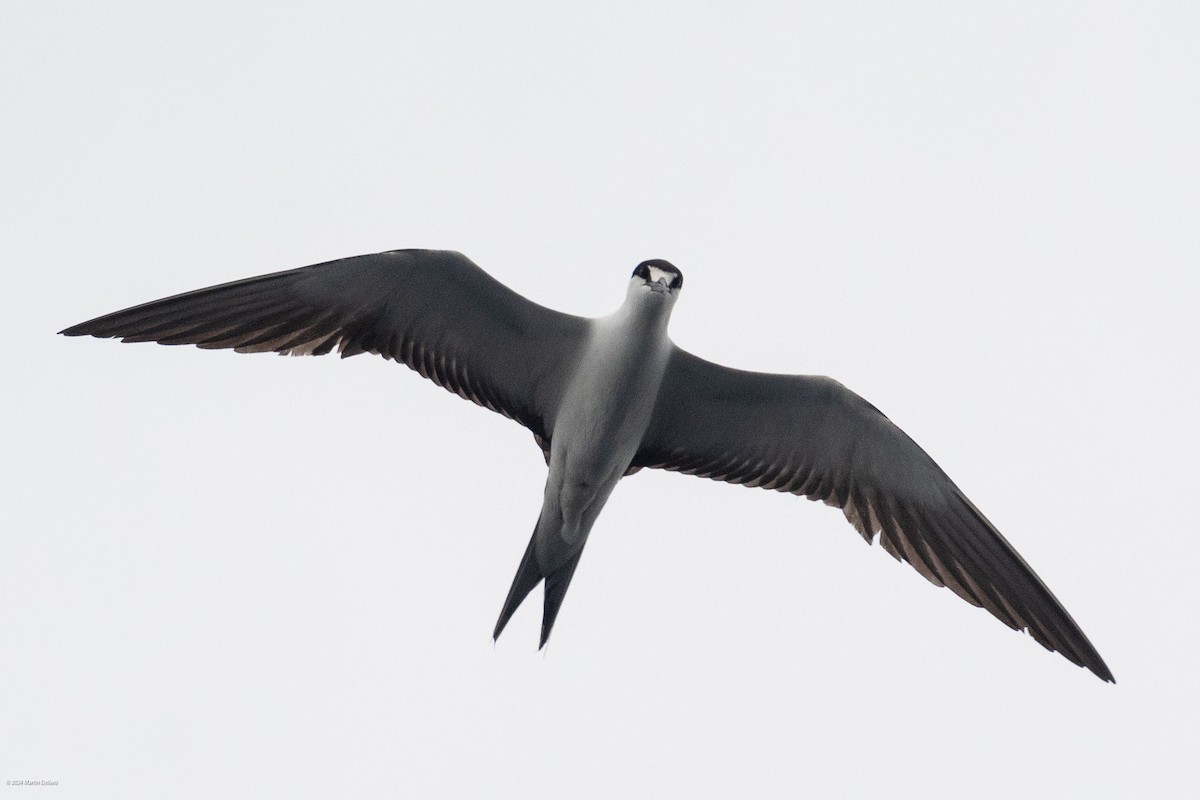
[61,249,589,442]
[632,346,1113,682]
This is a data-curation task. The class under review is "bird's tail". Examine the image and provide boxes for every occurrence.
[493,520,585,648]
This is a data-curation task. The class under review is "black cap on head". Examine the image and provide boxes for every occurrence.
[632,259,683,290]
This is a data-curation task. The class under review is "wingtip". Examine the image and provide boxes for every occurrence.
[60,320,115,338]
[1061,641,1114,684]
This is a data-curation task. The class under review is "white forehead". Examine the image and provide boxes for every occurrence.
[647,265,675,283]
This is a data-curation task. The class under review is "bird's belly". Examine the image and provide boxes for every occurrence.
[554,386,648,494]
[543,332,670,534]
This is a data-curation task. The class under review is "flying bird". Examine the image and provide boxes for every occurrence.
[61,249,1113,682]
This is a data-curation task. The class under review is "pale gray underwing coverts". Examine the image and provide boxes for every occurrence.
[61,249,1114,682]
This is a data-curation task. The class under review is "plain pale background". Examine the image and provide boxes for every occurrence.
[3,2,1197,797]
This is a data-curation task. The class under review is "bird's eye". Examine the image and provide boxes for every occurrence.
[670,273,683,289]
[632,263,650,280]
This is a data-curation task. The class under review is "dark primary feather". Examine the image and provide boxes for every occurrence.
[61,249,589,444]
[634,348,1114,683]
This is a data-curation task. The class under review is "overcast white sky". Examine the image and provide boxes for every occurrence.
[3,2,1197,798]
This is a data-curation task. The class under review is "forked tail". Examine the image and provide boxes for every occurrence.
[493,521,585,648]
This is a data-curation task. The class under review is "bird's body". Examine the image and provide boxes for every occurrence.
[497,267,680,642]
[62,249,1114,681]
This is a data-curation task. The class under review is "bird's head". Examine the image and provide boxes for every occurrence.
[629,259,684,303]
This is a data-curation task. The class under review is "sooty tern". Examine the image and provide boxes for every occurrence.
[61,249,1113,682]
